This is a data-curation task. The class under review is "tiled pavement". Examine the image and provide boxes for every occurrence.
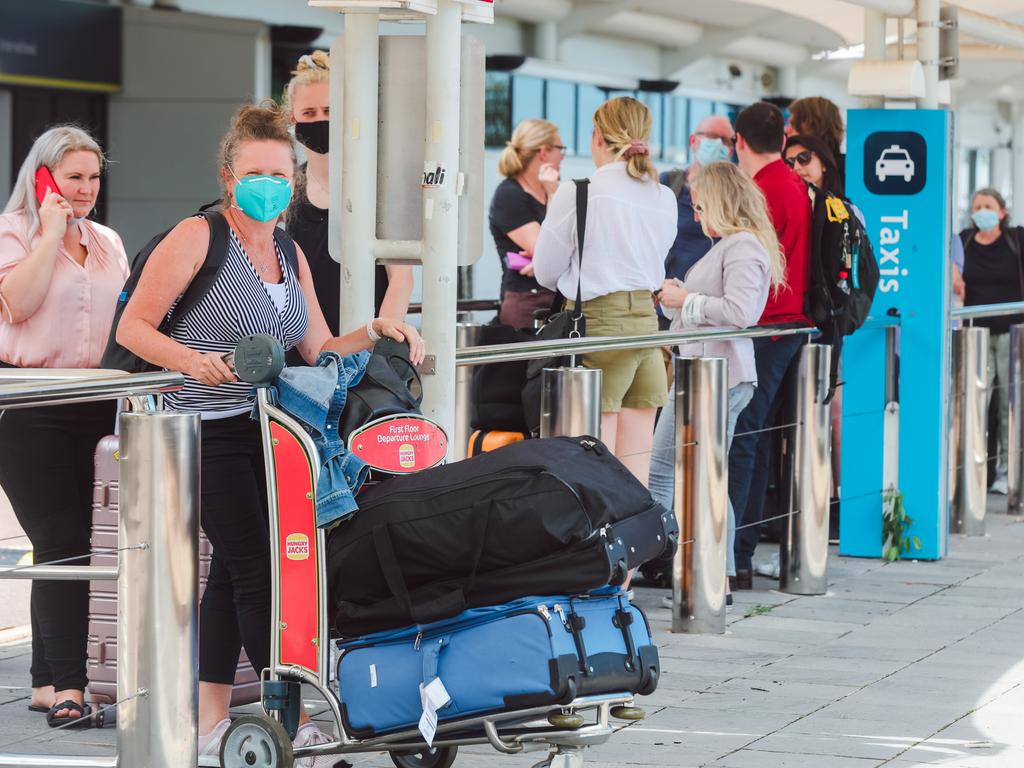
[1,500,1022,767]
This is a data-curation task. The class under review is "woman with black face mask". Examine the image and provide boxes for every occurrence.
[283,52,413,366]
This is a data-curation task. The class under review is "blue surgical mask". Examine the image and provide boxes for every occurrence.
[695,137,731,167]
[231,170,293,223]
[971,208,1000,232]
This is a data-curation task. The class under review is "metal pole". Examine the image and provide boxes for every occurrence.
[883,325,900,494]
[539,367,602,439]
[950,326,989,535]
[780,344,832,595]
[117,411,200,768]
[862,7,887,108]
[671,356,727,635]
[419,0,463,445]
[337,14,380,335]
[452,322,484,461]
[917,0,941,109]
[0,564,116,580]
[1008,323,1024,513]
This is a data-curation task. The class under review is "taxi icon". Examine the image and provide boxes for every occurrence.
[875,144,916,182]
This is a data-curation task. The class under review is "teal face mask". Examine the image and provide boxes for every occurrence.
[231,170,293,223]
[971,208,1000,232]
[695,137,731,167]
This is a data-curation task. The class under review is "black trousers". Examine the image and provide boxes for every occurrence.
[198,414,272,684]
[0,401,115,691]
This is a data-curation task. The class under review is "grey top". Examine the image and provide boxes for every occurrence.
[662,231,771,388]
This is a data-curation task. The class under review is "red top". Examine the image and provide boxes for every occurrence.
[754,159,812,326]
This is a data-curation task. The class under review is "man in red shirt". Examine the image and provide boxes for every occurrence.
[729,101,813,588]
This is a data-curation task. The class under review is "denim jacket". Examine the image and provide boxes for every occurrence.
[269,350,371,528]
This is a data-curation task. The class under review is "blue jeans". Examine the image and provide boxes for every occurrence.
[649,380,755,577]
[730,334,807,572]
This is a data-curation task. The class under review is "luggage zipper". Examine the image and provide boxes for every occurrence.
[538,604,551,621]
[359,467,546,509]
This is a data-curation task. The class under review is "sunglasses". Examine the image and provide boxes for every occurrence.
[695,131,735,146]
[785,150,814,168]
[694,203,705,214]
[548,144,567,153]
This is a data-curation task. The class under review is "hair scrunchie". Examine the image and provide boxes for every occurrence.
[623,140,650,159]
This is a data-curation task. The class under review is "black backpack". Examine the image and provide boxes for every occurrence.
[806,188,880,402]
[101,209,298,373]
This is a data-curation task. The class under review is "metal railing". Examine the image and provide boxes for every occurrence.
[453,323,829,632]
[0,370,197,768]
[953,300,1024,322]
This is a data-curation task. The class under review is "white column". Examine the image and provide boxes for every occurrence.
[1012,102,1024,210]
[338,15,380,335]
[917,0,940,109]
[420,0,463,445]
[535,21,559,61]
[863,8,887,109]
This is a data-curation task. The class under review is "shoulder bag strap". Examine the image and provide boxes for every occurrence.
[571,179,589,326]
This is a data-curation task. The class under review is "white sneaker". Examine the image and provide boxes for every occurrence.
[198,718,231,758]
[292,722,338,768]
[991,476,1009,495]
[754,553,780,580]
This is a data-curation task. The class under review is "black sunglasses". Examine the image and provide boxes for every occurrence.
[785,150,814,168]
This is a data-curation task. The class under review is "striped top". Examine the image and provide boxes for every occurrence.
[165,229,308,418]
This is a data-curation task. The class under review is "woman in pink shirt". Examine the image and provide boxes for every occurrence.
[0,125,128,728]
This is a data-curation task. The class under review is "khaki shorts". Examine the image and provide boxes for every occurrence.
[568,290,667,412]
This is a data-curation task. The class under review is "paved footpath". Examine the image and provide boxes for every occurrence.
[1,500,1022,767]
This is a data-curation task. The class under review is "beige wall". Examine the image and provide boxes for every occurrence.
[105,6,270,254]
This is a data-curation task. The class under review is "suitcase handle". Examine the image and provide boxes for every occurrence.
[372,504,492,625]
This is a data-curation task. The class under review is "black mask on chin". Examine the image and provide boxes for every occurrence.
[295,120,330,155]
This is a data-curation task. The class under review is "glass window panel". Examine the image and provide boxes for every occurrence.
[545,79,577,155]
[511,75,544,128]
[666,96,689,165]
[484,71,512,148]
[576,84,605,153]
[640,92,663,159]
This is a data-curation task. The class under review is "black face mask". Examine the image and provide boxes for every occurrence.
[295,120,329,155]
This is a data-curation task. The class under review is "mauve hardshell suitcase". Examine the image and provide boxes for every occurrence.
[88,435,259,710]
[335,590,659,738]
[329,436,678,636]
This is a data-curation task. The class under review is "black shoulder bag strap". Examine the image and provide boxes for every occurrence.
[163,210,230,331]
[570,178,589,330]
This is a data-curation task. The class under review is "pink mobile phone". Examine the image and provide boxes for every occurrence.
[506,251,532,270]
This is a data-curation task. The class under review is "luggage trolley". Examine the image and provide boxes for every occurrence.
[218,336,643,768]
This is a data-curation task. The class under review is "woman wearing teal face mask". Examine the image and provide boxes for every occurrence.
[961,187,1024,495]
[115,102,423,764]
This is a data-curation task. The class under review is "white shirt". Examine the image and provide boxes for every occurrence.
[533,162,678,302]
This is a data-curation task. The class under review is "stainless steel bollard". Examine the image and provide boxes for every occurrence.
[780,344,832,595]
[671,356,727,635]
[452,322,484,461]
[540,367,602,439]
[950,326,989,535]
[1008,323,1024,514]
[117,411,200,768]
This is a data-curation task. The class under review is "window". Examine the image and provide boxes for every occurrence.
[484,72,512,147]
[640,92,664,159]
[665,96,689,165]
[545,79,577,155]
[576,84,604,153]
[511,75,544,129]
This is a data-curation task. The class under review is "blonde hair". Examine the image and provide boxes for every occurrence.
[4,125,105,238]
[691,161,786,292]
[498,119,560,177]
[217,101,296,203]
[593,96,654,181]
[283,50,330,115]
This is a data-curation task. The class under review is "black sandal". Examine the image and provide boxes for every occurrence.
[46,700,93,729]
[28,703,50,713]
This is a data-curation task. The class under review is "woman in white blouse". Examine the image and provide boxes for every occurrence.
[533,97,677,482]
[648,161,785,594]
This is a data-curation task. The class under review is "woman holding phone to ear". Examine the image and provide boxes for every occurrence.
[0,125,129,727]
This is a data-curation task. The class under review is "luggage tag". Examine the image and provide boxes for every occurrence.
[418,638,451,746]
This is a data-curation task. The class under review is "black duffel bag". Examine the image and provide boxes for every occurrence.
[327,435,678,636]
[339,338,421,445]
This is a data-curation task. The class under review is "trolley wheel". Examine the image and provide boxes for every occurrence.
[547,712,585,729]
[220,714,294,768]
[389,745,458,768]
[610,705,645,721]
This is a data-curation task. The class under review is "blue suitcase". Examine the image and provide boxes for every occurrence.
[335,591,659,738]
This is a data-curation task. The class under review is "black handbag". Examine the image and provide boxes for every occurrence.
[339,338,422,445]
[469,320,532,433]
[521,178,590,434]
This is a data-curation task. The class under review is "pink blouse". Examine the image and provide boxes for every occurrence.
[0,211,130,369]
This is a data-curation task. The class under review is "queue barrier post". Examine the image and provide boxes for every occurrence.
[949,326,989,536]
[1007,323,1024,514]
[670,356,728,635]
[780,344,832,595]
